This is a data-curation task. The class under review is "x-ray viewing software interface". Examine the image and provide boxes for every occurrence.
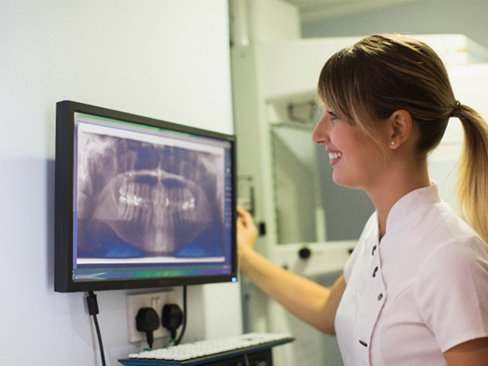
[71,112,234,282]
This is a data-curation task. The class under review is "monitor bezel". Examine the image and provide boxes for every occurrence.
[54,100,237,292]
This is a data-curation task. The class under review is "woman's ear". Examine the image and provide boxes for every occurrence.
[387,110,414,149]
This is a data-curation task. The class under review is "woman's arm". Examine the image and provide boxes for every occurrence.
[444,337,488,366]
[237,207,345,334]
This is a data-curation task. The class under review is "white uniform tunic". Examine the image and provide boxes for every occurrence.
[335,185,488,365]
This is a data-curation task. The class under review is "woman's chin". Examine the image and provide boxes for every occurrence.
[332,173,356,189]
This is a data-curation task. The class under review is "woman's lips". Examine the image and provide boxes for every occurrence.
[328,150,343,166]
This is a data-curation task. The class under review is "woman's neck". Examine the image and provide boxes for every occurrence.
[368,158,430,239]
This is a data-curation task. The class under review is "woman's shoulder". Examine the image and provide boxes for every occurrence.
[416,226,488,290]
[412,199,484,249]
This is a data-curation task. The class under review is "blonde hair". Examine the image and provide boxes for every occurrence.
[317,33,488,243]
[457,105,488,243]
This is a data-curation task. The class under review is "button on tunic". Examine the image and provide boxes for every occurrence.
[334,185,488,365]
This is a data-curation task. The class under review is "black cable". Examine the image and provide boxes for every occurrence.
[174,286,187,345]
[86,291,107,366]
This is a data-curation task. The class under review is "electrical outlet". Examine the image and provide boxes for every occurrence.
[126,289,183,343]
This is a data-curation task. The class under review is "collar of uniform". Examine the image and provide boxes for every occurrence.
[383,184,441,238]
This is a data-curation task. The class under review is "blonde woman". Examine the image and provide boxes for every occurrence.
[237,34,488,365]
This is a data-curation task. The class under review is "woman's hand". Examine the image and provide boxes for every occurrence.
[236,206,258,269]
[235,206,343,334]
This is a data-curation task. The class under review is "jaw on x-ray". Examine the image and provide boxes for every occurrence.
[76,132,225,259]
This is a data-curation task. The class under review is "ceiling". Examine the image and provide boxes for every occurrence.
[282,0,421,24]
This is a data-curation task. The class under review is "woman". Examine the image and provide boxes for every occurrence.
[237,34,488,365]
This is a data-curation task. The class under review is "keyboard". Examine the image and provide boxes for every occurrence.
[119,332,294,365]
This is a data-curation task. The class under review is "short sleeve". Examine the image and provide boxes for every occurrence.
[415,237,488,351]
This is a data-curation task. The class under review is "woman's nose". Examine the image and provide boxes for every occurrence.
[312,116,329,144]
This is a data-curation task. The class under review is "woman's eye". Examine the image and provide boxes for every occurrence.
[328,111,338,121]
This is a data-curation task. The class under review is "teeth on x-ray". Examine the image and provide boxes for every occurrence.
[78,133,224,256]
[116,170,200,225]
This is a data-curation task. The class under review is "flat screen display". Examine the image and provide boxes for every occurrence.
[54,101,237,292]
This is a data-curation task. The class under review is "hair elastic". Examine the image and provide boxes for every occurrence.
[450,100,462,118]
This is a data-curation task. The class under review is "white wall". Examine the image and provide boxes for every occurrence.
[0,1,241,365]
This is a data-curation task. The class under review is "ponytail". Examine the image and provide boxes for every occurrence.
[316,33,488,244]
[456,104,488,244]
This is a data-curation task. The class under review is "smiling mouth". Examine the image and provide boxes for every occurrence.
[328,151,343,165]
[328,151,342,160]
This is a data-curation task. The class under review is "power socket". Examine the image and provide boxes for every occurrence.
[126,289,182,343]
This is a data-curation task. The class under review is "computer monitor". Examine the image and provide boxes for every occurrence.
[54,101,237,292]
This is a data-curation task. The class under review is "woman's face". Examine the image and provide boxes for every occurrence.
[312,104,388,191]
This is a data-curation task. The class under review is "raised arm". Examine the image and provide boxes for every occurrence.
[444,337,488,366]
[237,207,345,335]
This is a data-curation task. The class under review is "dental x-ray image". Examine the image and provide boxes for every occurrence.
[75,129,226,260]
